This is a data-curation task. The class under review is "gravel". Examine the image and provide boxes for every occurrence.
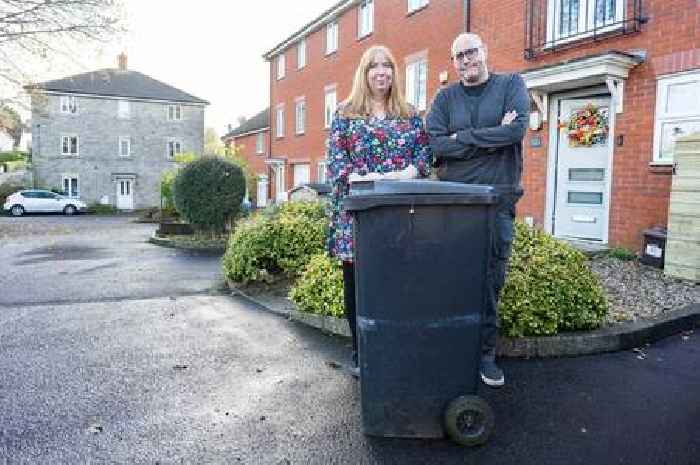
[590,255,700,325]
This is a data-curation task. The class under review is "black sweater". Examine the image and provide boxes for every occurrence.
[426,73,529,194]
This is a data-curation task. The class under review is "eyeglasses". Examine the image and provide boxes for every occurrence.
[453,48,481,61]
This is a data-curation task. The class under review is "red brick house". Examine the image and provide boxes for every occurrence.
[258,0,698,250]
[222,108,270,207]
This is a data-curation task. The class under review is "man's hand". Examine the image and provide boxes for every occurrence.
[501,110,517,126]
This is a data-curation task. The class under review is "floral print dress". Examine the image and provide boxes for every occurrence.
[327,111,433,262]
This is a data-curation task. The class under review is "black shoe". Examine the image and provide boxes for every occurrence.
[480,360,504,387]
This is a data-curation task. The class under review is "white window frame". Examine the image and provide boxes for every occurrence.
[405,57,428,111]
[295,98,306,135]
[546,0,624,47]
[119,136,131,158]
[358,1,374,39]
[62,174,80,198]
[317,160,328,184]
[408,0,429,13]
[297,38,307,69]
[167,104,183,121]
[118,100,130,119]
[293,163,310,188]
[256,132,265,154]
[167,139,183,159]
[326,21,338,55]
[653,70,700,165]
[61,135,79,156]
[277,54,286,80]
[276,104,285,138]
[324,85,337,129]
[60,96,78,114]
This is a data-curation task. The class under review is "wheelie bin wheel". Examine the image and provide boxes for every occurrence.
[444,395,495,446]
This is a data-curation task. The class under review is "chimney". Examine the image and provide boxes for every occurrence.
[117,52,128,71]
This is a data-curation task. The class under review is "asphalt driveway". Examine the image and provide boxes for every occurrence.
[0,214,698,464]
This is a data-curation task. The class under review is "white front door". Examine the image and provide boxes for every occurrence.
[257,175,268,208]
[116,179,134,210]
[553,96,612,241]
[274,164,287,203]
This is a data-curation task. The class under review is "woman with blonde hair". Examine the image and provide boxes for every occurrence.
[326,45,432,377]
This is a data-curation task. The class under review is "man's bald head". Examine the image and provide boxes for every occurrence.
[451,33,486,57]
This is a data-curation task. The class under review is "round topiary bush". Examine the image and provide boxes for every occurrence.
[498,222,608,337]
[289,253,345,318]
[173,156,245,233]
[222,201,328,284]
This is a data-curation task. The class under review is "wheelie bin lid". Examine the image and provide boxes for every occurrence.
[344,180,499,211]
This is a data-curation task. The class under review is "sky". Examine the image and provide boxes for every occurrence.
[13,0,334,137]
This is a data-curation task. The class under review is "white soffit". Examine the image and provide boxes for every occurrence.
[522,52,644,93]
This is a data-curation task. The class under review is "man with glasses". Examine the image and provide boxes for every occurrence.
[426,33,529,388]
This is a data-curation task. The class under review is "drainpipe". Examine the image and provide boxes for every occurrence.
[463,0,471,32]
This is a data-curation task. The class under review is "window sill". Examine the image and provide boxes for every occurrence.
[325,50,338,57]
[649,162,673,175]
[406,4,428,17]
[544,24,624,51]
[295,131,305,136]
[357,31,372,42]
[59,155,79,158]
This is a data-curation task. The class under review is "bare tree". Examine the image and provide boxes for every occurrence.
[0,104,22,148]
[0,0,125,107]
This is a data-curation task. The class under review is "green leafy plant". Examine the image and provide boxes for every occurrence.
[173,156,246,234]
[608,247,637,261]
[222,201,327,283]
[0,151,26,163]
[87,203,118,215]
[498,222,608,337]
[289,253,345,318]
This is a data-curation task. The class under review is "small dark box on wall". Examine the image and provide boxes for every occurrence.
[641,227,667,269]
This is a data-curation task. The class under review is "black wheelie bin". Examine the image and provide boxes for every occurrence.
[343,179,499,446]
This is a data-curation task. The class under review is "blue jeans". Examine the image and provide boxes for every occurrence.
[482,196,517,361]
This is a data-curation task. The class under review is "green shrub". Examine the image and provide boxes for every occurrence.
[160,170,177,212]
[222,201,328,284]
[173,156,246,233]
[0,182,22,205]
[289,253,345,318]
[608,247,637,261]
[499,222,608,337]
[286,221,608,338]
[87,203,118,215]
[0,151,26,163]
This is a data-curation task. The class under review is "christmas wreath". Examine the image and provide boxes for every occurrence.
[560,104,609,147]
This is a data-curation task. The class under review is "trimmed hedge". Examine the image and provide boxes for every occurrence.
[290,221,608,337]
[222,201,327,283]
[498,222,608,337]
[289,253,345,318]
[173,156,245,233]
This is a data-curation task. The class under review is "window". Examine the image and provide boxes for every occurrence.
[324,87,337,129]
[277,54,286,80]
[317,160,328,184]
[62,176,79,198]
[293,163,310,187]
[167,140,182,159]
[276,104,285,138]
[547,0,624,45]
[295,98,306,135]
[119,137,131,157]
[358,1,373,38]
[297,38,306,69]
[60,96,78,114]
[406,58,428,111]
[408,0,429,12]
[326,21,338,54]
[118,100,130,118]
[168,105,182,121]
[653,71,700,164]
[61,135,79,156]
[256,132,264,154]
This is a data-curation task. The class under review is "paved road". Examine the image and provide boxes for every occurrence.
[1,215,698,464]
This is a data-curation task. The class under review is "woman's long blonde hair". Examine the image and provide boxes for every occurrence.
[341,45,413,119]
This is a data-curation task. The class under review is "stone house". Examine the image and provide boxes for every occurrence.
[25,54,208,210]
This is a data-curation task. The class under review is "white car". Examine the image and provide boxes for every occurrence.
[3,189,87,216]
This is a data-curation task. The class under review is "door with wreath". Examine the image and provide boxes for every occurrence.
[553,97,612,241]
